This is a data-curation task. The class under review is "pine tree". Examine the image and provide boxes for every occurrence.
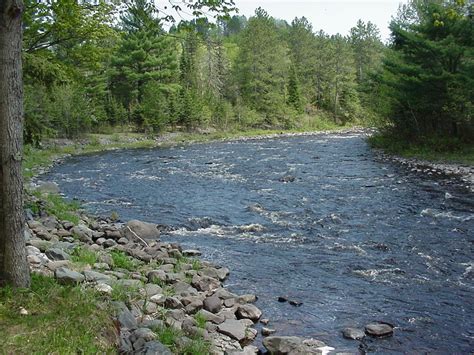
[287,65,302,112]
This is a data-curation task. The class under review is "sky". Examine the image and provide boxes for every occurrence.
[233,0,409,42]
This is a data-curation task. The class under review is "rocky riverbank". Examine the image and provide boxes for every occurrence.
[374,150,474,192]
[24,187,338,354]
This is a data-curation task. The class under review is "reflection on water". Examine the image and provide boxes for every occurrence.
[43,133,474,353]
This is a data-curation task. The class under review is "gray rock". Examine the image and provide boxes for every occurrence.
[165,297,183,309]
[123,220,160,241]
[217,319,247,342]
[142,341,172,355]
[365,323,394,337]
[192,275,221,292]
[262,327,276,336]
[236,304,262,322]
[95,283,113,295]
[199,309,225,324]
[203,296,223,314]
[143,283,163,297]
[103,239,117,248]
[237,294,257,304]
[45,248,70,261]
[182,249,201,256]
[118,308,138,330]
[70,224,94,243]
[115,279,142,288]
[46,260,70,271]
[55,267,85,284]
[27,239,53,252]
[150,294,166,305]
[131,327,156,343]
[147,270,167,284]
[83,270,113,283]
[117,237,129,245]
[119,333,133,353]
[263,336,302,354]
[141,319,165,330]
[342,327,365,340]
[214,288,237,300]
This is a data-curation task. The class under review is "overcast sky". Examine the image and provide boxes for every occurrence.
[233,0,408,42]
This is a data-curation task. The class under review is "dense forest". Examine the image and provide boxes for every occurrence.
[23,0,473,147]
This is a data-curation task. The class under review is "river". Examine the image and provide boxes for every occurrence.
[43,132,474,353]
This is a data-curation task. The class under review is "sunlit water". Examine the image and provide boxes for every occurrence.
[43,133,474,353]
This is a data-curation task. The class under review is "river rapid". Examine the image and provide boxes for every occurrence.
[43,132,474,353]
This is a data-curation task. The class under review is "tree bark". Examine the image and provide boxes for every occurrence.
[0,0,30,288]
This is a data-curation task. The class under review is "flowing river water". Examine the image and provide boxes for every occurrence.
[43,132,474,353]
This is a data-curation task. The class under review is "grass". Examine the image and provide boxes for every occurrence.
[369,133,474,165]
[0,274,116,353]
[110,250,138,271]
[70,246,98,266]
[27,191,81,225]
[110,282,140,303]
[194,311,207,329]
[191,259,202,271]
[154,324,211,355]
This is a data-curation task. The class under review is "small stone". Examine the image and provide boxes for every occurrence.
[262,327,276,336]
[117,237,129,245]
[165,297,183,309]
[289,300,303,307]
[260,318,270,325]
[277,296,288,302]
[103,239,117,248]
[19,307,28,316]
[142,341,172,355]
[95,283,113,295]
[236,294,257,304]
[342,327,365,340]
[217,319,247,342]
[365,323,394,337]
[150,294,166,305]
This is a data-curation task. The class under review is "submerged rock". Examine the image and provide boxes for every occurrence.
[123,220,160,241]
[342,327,365,340]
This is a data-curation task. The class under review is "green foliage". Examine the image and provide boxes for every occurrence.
[154,324,211,355]
[37,193,81,225]
[110,251,138,271]
[377,0,474,141]
[194,311,207,329]
[70,247,98,266]
[0,274,114,353]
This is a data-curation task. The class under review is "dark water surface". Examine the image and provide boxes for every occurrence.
[43,133,474,353]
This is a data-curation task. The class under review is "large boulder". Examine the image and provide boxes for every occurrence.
[365,323,394,337]
[123,220,160,241]
[236,304,262,322]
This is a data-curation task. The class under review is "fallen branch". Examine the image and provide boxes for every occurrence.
[126,226,149,247]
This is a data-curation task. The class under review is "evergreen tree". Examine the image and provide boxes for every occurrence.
[287,65,302,112]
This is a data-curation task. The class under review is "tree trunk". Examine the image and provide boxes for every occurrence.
[0,0,30,288]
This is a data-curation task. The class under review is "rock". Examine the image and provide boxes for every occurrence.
[115,279,142,288]
[182,249,201,256]
[192,275,221,292]
[200,267,229,281]
[105,229,122,240]
[150,294,166,305]
[55,267,85,284]
[45,248,70,261]
[118,308,138,330]
[142,341,172,355]
[214,288,238,300]
[199,309,225,324]
[143,283,163,297]
[27,239,53,252]
[46,260,70,271]
[203,296,223,314]
[83,270,113,283]
[342,327,365,340]
[103,239,117,248]
[260,318,270,325]
[93,262,110,270]
[184,299,203,314]
[165,297,183,309]
[365,323,394,337]
[95,283,113,295]
[262,327,276,336]
[217,319,247,342]
[70,225,94,243]
[279,175,296,183]
[95,237,106,245]
[131,327,156,343]
[263,336,302,354]
[278,296,288,303]
[27,255,42,264]
[141,319,165,330]
[147,270,167,284]
[236,304,262,322]
[123,220,160,241]
[117,237,129,245]
[237,294,257,304]
[19,307,28,316]
[224,298,236,308]
[288,300,303,307]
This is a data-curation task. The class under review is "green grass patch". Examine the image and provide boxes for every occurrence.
[110,250,138,271]
[154,325,211,355]
[110,282,140,303]
[70,246,98,266]
[0,274,116,353]
[369,133,474,165]
[194,311,207,329]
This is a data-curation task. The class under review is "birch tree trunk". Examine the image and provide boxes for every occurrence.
[0,0,30,288]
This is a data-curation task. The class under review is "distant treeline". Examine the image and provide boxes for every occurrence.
[23,0,473,145]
